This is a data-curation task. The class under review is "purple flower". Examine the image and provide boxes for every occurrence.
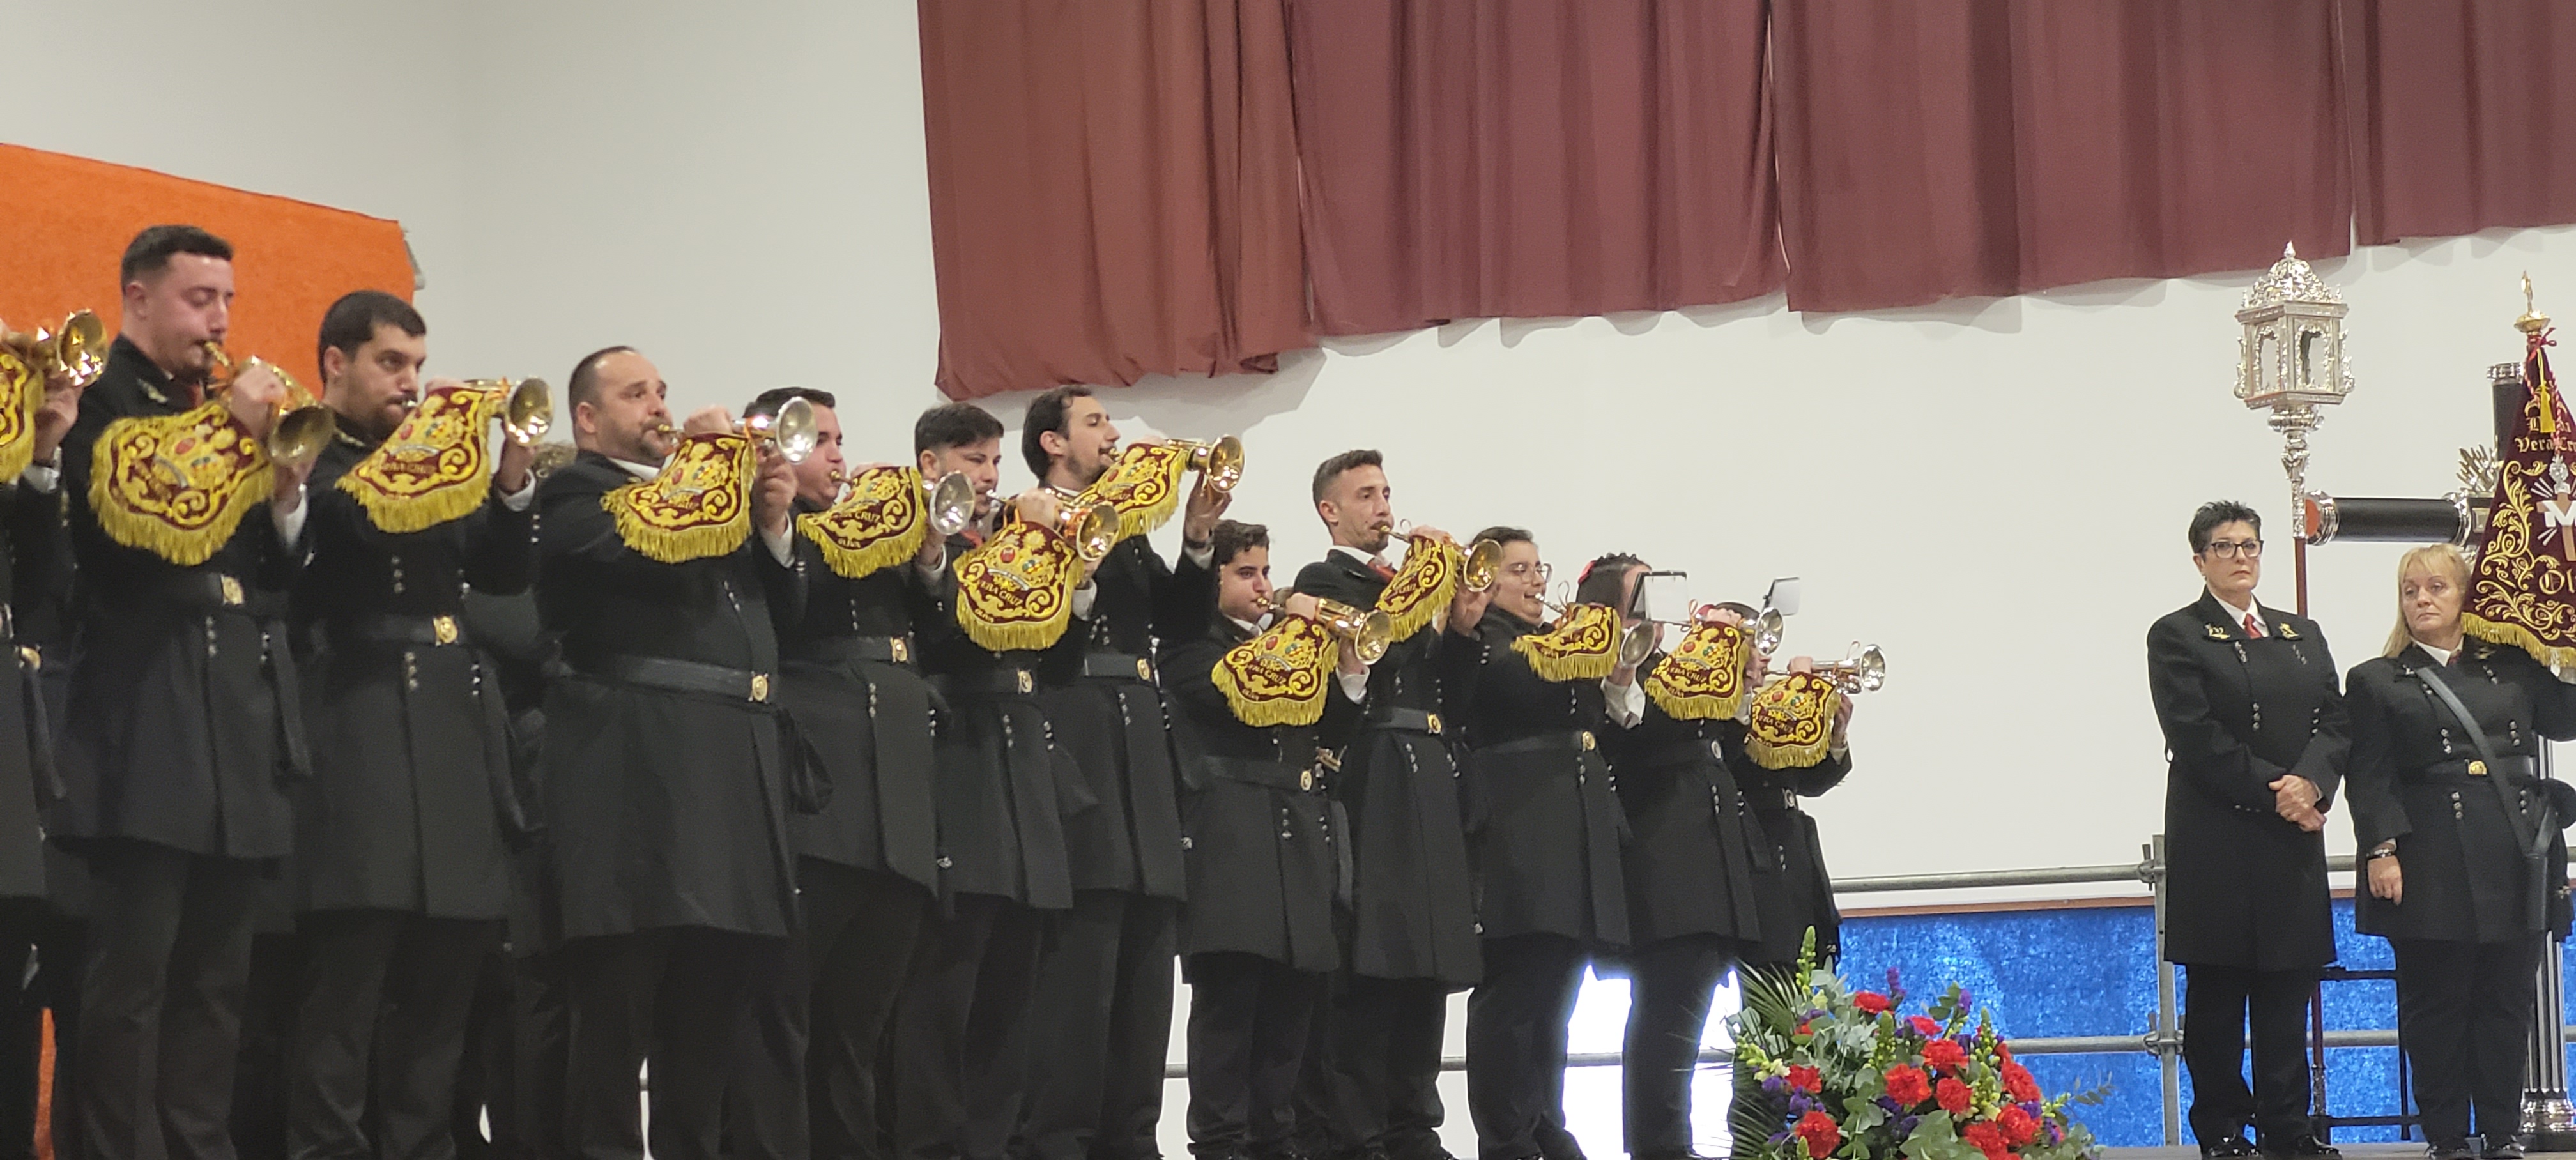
[1786,1093,1820,1117]
[1762,1076,1789,1097]
[1876,1096,1903,1113]
[1958,989,1974,1009]
[2045,1122,2064,1145]
[1892,1115,1921,1140]
[2020,1101,2043,1118]
[1805,1008,1828,1023]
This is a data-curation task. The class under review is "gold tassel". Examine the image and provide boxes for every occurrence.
[801,514,928,580]
[598,434,756,563]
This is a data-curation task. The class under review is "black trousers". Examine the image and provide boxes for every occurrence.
[1621,936,1731,1160]
[1464,935,1586,1160]
[284,910,503,1160]
[736,860,930,1160]
[891,894,1049,1160]
[1184,953,1322,1159]
[451,947,518,1160]
[0,899,49,1160]
[559,927,786,1160]
[1303,972,1451,1160]
[512,951,572,1160]
[1020,890,1176,1160]
[75,841,262,1160]
[2179,963,2314,1146]
[232,927,301,1160]
[2394,936,2544,1144]
[36,908,86,1160]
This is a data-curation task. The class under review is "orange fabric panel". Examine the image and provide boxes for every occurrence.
[0,144,411,387]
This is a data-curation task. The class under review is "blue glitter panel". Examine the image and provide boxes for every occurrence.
[1833,899,2576,1149]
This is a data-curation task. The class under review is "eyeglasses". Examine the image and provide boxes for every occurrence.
[1502,561,1551,585]
[2202,539,2263,560]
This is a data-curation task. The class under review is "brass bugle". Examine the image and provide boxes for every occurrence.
[1262,589,1393,666]
[1164,435,1245,494]
[997,491,1118,562]
[203,341,335,468]
[651,395,818,463]
[1767,643,1885,695]
[1375,523,1505,591]
[834,468,985,538]
[1,310,107,387]
[450,378,553,446]
[1540,581,1656,668]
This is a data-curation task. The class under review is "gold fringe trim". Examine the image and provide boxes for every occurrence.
[0,352,39,484]
[801,513,928,580]
[339,466,489,534]
[1080,443,1190,542]
[1376,539,1459,643]
[88,404,274,567]
[1211,617,1335,726]
[1512,604,1621,682]
[603,489,751,564]
[2464,613,2576,671]
[1746,730,1832,770]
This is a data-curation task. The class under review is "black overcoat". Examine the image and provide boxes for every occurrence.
[1294,552,1480,987]
[2146,594,2347,970]
[54,336,303,862]
[1731,722,1851,966]
[291,431,534,919]
[535,451,804,940]
[2347,641,2576,942]
[1036,534,1202,900]
[0,473,70,899]
[1601,685,1763,953]
[1441,607,1630,950]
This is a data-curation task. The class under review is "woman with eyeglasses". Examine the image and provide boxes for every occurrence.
[1440,529,1637,1160]
[2346,543,2576,1160]
[2145,501,2345,1160]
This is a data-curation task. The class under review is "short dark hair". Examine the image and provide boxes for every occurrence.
[1574,553,1646,609]
[1021,385,1096,478]
[121,224,233,286]
[1473,526,1533,550]
[316,290,425,378]
[915,402,1004,456]
[566,346,638,410]
[1312,448,1384,505]
[2189,501,2262,553]
[744,386,836,422]
[1211,519,1269,568]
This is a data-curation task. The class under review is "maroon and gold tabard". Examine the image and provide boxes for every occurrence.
[1376,537,1460,642]
[1077,441,1192,542]
[601,432,755,564]
[88,400,276,566]
[1510,602,1622,682]
[1644,620,1751,721]
[1745,672,1837,769]
[335,381,507,533]
[798,464,931,580]
[1212,614,1338,727]
[951,518,1080,652]
[0,345,42,482]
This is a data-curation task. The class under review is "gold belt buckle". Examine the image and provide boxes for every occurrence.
[1300,768,1314,791]
[889,636,910,664]
[1579,730,1596,751]
[2469,759,2489,776]
[431,615,459,645]
[1016,670,1034,694]
[1135,657,1153,681]
[218,576,245,607]
[1424,712,1443,735]
[750,673,772,702]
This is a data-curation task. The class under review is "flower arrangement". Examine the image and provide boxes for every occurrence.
[1727,939,2100,1160]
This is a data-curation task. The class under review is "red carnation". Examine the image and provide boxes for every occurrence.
[1908,1015,1943,1037]
[1788,1065,1823,1094]
[1884,1064,1932,1106]
[1853,991,1893,1014]
[2002,1062,2041,1103]
[1923,1039,1968,1073]
[1996,1041,2016,1065]
[1795,1110,1843,1159]
[1961,1121,2011,1160]
[1998,1106,2041,1147]
[1935,1076,1974,1116]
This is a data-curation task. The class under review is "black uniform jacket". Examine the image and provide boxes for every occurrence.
[2147,593,2347,970]
[1730,720,1851,965]
[916,529,1082,910]
[1037,533,1204,900]
[1166,618,1359,973]
[1441,607,1630,950]
[535,450,804,940]
[1294,551,1480,987]
[1601,679,1764,954]
[779,496,940,896]
[54,336,304,862]
[2347,639,2576,942]
[464,588,557,956]
[0,473,70,899]
[291,431,534,919]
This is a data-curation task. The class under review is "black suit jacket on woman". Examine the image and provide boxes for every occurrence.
[2347,640,2576,942]
[2147,593,2345,970]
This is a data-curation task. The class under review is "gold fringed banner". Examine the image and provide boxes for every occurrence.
[1745,673,1837,770]
[1211,614,1337,727]
[335,381,505,533]
[1078,442,1190,542]
[799,465,930,580]
[953,519,1079,652]
[1511,603,1621,683]
[1376,538,1458,642]
[0,347,41,483]
[1644,621,1751,721]
[88,401,274,566]
[601,432,754,564]
[2466,330,2576,669]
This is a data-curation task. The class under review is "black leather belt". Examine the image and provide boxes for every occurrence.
[1370,706,1444,736]
[1478,729,1600,757]
[969,665,1038,697]
[2421,756,2538,783]
[142,571,284,618]
[1200,755,1328,793]
[787,634,913,667]
[1748,786,1801,811]
[337,612,468,648]
[1637,738,1726,768]
[595,655,775,703]
[1081,651,1156,682]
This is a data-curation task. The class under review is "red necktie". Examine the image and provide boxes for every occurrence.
[2242,613,2264,639]
[1368,560,1395,581]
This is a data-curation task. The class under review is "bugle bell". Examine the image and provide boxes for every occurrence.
[1787,643,1885,694]
[3,310,107,387]
[923,469,978,537]
[1690,602,1785,657]
[1540,580,1656,668]
[1165,435,1245,494]
[203,342,335,468]
[1006,492,1117,562]
[448,378,553,446]
[1265,590,1394,666]
[1376,522,1505,591]
[652,395,818,464]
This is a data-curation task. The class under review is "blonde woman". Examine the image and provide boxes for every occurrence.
[2346,543,2576,1160]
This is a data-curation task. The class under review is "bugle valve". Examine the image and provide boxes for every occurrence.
[203,341,335,468]
[1263,589,1394,666]
[1376,521,1505,591]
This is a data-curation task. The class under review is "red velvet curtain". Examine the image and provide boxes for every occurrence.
[1285,0,1779,336]
[1774,0,2352,313]
[2343,0,2576,245]
[917,0,1311,399]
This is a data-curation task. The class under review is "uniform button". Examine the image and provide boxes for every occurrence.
[937,856,953,869]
